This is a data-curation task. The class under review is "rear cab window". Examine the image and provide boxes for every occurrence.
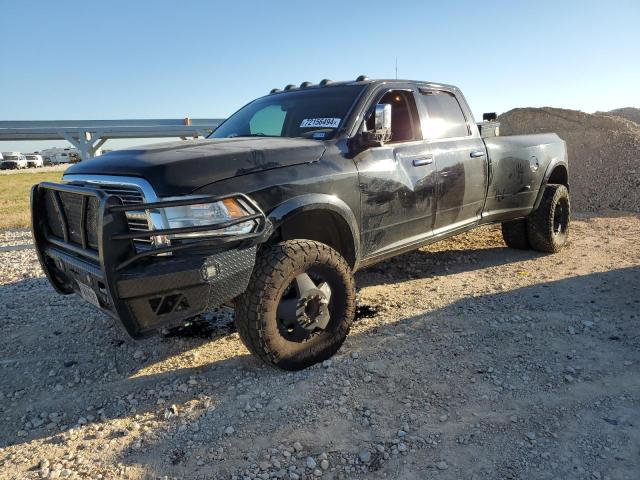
[418,89,470,140]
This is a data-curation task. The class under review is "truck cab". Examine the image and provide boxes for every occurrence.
[348,82,492,263]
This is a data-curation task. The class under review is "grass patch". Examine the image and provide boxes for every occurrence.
[0,171,64,229]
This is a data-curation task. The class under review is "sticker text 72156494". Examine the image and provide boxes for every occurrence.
[299,118,341,128]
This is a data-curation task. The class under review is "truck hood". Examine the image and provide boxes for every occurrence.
[65,137,326,196]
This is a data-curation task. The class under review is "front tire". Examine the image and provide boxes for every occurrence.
[527,184,570,253]
[235,240,356,370]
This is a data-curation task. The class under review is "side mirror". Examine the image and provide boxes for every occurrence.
[362,103,392,146]
[374,103,392,131]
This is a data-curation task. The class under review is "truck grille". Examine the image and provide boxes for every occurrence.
[45,182,153,254]
[97,185,153,252]
[98,186,145,205]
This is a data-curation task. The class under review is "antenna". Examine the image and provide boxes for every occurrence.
[395,57,398,79]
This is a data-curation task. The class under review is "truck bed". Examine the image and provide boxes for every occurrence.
[482,133,567,222]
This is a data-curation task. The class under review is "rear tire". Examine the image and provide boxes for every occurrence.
[501,219,530,249]
[235,240,356,370]
[527,184,570,253]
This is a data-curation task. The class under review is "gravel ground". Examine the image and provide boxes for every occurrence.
[1,213,639,480]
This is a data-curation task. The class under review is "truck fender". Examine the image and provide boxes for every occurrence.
[266,194,361,267]
[532,159,569,211]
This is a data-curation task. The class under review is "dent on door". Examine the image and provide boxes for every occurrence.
[356,143,437,256]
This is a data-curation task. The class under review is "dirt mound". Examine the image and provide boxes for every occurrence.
[499,107,640,212]
[596,107,640,125]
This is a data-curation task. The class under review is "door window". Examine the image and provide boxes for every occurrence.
[365,90,421,143]
[419,90,470,139]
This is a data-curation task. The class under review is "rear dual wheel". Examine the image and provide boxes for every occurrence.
[235,240,355,370]
[501,218,530,250]
[526,184,570,252]
[501,184,570,253]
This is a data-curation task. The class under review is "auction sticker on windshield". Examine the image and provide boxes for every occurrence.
[300,118,341,128]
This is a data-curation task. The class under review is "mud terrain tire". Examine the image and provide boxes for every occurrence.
[527,184,571,253]
[235,240,356,370]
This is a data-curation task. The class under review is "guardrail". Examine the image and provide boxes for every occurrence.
[0,118,224,160]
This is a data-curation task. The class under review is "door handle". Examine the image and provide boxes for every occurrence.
[412,156,433,167]
[470,150,485,158]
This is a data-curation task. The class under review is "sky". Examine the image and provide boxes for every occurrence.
[1,0,639,153]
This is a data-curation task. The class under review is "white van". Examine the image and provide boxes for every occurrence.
[0,152,28,170]
[25,154,44,168]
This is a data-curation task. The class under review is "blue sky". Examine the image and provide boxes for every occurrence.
[1,0,638,152]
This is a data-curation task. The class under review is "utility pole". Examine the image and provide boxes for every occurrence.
[395,58,398,79]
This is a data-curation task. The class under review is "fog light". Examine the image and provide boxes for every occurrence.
[201,262,220,281]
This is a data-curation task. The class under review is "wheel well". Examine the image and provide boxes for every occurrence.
[547,165,568,187]
[268,210,357,269]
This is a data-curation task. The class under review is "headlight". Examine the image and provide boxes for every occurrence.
[158,197,256,239]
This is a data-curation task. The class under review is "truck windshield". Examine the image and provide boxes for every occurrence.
[210,85,364,140]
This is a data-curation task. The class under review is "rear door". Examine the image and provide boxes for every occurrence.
[416,88,488,233]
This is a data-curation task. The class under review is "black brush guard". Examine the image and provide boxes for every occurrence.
[31,182,269,338]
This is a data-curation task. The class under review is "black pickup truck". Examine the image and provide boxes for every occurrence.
[31,76,570,370]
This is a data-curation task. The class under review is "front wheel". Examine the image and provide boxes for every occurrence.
[527,184,570,253]
[235,240,356,370]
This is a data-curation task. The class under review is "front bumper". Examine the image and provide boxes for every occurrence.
[31,182,268,338]
[1,162,18,169]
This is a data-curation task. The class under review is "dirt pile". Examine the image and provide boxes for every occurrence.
[596,107,640,125]
[499,107,640,212]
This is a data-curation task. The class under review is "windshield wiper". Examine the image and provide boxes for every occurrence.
[227,133,277,138]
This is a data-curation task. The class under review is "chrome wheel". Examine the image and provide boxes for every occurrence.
[276,271,333,342]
